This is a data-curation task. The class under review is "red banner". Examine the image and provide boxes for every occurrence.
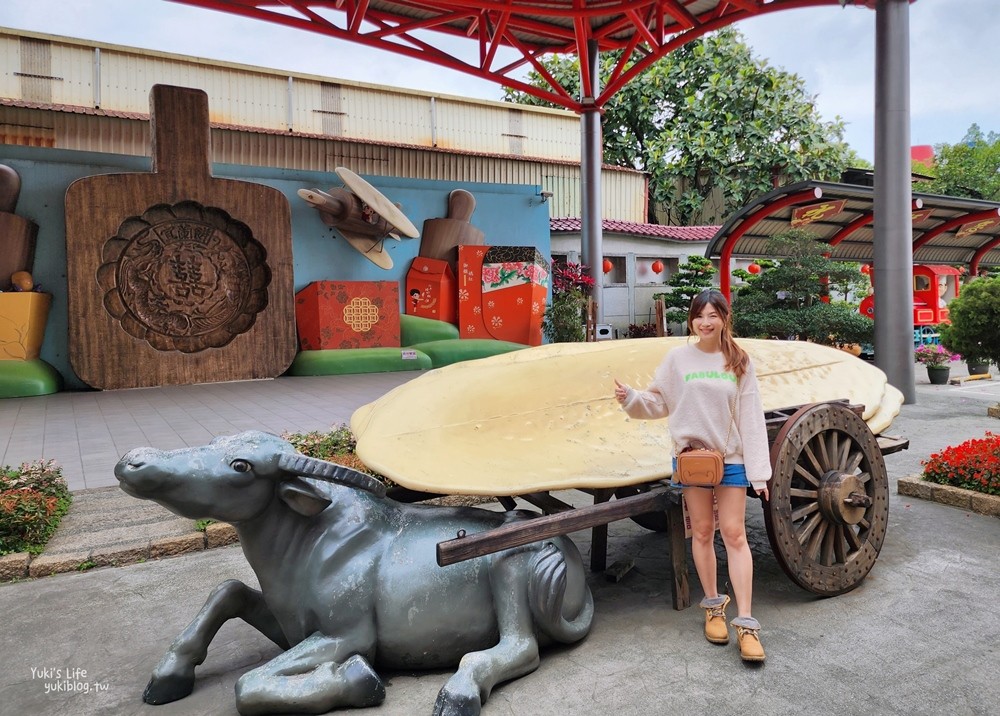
[956,217,1000,239]
[791,199,847,227]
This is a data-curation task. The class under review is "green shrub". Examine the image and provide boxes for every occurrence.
[938,277,1000,365]
[0,460,71,555]
[281,425,390,485]
[282,424,357,458]
[731,230,873,346]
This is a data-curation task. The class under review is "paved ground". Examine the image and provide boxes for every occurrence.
[0,372,417,491]
[2,364,999,716]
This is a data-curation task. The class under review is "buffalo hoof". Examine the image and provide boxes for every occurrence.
[143,672,195,705]
[339,654,386,707]
[433,686,481,716]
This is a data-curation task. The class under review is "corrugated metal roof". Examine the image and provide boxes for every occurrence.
[0,97,649,173]
[550,217,717,241]
[706,180,1000,269]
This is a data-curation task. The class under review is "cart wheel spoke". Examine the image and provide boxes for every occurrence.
[806,519,829,560]
[843,523,863,551]
[764,403,889,596]
[828,525,851,567]
[794,463,820,487]
[815,434,831,472]
[802,441,825,476]
[836,437,852,472]
[797,511,824,545]
[791,501,820,523]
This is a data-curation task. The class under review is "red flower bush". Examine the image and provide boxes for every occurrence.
[551,261,595,295]
[921,432,1000,496]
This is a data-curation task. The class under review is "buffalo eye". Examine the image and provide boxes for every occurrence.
[231,459,253,473]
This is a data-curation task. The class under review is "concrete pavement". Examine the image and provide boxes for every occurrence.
[2,367,1000,716]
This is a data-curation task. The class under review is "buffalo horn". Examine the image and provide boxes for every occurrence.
[277,453,387,498]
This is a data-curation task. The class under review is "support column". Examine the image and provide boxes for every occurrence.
[873,0,915,403]
[580,40,604,321]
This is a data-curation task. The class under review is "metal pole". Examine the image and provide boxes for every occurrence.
[580,40,604,320]
[873,0,915,403]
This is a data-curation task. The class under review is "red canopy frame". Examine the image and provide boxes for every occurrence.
[168,0,868,112]
[167,1,920,401]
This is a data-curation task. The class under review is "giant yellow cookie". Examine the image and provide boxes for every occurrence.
[351,338,903,495]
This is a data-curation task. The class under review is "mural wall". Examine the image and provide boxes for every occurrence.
[0,144,551,391]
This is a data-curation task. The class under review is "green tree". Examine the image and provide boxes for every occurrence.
[652,255,716,328]
[504,28,855,225]
[731,230,874,346]
[938,277,1000,366]
[919,125,1000,200]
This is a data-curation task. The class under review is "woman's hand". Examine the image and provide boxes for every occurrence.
[613,378,630,405]
[756,486,770,501]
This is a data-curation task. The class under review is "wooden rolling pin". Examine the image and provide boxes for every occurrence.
[0,163,37,290]
[419,189,485,272]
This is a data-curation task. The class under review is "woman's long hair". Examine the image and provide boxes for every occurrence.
[687,289,749,378]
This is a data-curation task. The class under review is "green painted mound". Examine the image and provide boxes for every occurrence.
[286,347,432,376]
[399,314,459,346]
[0,359,63,398]
[410,339,528,368]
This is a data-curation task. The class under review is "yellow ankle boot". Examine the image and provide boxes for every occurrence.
[732,617,765,662]
[699,595,730,644]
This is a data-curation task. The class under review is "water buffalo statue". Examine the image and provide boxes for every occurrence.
[115,430,594,716]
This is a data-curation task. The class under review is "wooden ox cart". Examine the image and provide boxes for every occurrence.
[352,339,907,608]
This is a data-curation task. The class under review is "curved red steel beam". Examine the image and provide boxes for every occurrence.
[970,236,1000,276]
[911,208,1000,252]
[718,187,823,299]
[826,198,922,249]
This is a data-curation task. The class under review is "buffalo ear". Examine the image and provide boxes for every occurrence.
[277,478,332,516]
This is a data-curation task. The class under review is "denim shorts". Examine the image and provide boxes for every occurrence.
[671,458,750,489]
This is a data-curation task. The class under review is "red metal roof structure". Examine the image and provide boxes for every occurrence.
[167,0,923,399]
[168,1,876,113]
[706,180,1000,297]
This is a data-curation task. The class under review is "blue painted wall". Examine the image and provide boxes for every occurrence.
[0,145,551,390]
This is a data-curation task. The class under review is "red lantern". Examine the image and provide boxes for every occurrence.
[602,258,613,274]
[860,264,872,275]
[651,260,664,274]
[747,263,761,275]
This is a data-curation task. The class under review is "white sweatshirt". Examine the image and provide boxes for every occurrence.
[621,343,772,490]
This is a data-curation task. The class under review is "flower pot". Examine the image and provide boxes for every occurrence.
[926,366,950,385]
[967,361,990,376]
[0,291,51,360]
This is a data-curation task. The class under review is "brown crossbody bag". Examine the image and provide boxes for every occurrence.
[674,385,738,487]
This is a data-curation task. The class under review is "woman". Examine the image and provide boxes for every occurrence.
[613,289,770,662]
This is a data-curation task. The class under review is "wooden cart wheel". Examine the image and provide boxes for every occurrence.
[764,402,889,597]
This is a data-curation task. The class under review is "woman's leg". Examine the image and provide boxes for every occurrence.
[715,486,753,618]
[684,487,720,598]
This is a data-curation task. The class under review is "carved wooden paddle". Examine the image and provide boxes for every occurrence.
[65,84,296,389]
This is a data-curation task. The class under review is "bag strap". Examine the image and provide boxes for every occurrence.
[721,377,740,456]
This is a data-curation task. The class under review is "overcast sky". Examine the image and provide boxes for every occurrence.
[0,0,994,163]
